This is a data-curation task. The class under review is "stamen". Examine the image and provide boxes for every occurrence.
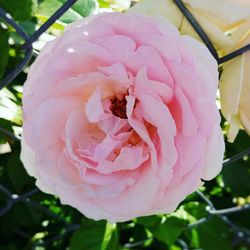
[110,96,127,119]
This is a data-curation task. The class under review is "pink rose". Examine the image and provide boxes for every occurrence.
[21,12,224,222]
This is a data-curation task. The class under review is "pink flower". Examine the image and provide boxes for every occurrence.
[21,12,224,222]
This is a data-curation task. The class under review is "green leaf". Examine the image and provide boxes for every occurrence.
[222,130,250,197]
[7,147,33,191]
[222,160,250,197]
[193,216,233,250]
[136,215,162,227]
[0,244,17,250]
[11,202,43,227]
[0,27,9,79]
[170,246,182,250]
[183,202,233,250]
[182,202,207,220]
[69,220,116,250]
[37,0,95,24]
[0,88,22,124]
[19,20,36,36]
[38,0,80,24]
[0,118,13,144]
[0,0,36,21]
[152,216,187,246]
[59,0,96,17]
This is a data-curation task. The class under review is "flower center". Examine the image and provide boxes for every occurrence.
[110,96,127,119]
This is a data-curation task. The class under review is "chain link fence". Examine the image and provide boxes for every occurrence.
[0,0,250,249]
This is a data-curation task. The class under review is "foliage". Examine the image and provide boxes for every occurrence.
[37,0,95,24]
[0,1,249,250]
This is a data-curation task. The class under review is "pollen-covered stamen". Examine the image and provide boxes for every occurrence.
[110,96,127,119]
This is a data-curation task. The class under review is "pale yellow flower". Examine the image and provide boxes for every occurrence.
[220,27,250,142]
[129,0,250,51]
[129,0,250,141]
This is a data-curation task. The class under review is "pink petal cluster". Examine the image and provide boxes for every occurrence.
[21,12,224,222]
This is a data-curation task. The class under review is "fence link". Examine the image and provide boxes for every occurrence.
[0,0,250,249]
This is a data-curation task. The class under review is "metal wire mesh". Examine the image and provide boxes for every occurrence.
[0,0,250,248]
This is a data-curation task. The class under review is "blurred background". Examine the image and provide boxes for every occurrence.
[0,0,249,249]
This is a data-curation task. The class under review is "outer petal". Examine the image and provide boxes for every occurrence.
[220,56,244,141]
[202,122,225,180]
[182,35,218,85]
[55,154,131,222]
[23,96,82,150]
[239,53,250,134]
[20,138,54,194]
[20,137,38,178]
[97,163,159,221]
[152,158,204,213]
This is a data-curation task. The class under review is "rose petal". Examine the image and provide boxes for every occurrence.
[23,96,82,150]
[95,146,149,174]
[97,163,159,218]
[134,68,174,104]
[85,87,106,123]
[138,94,177,168]
[202,122,225,180]
[169,85,198,136]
